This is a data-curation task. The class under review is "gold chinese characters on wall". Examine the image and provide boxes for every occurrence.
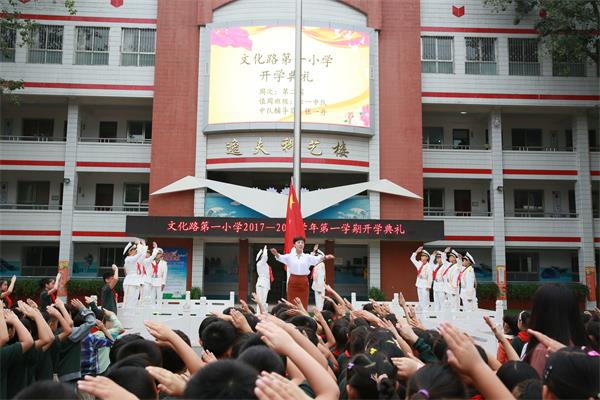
[225,137,350,158]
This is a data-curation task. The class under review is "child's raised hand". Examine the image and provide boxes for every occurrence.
[146,366,186,397]
[70,298,85,311]
[10,275,16,283]
[26,298,38,309]
[230,309,253,333]
[144,320,175,343]
[202,349,217,364]
[256,320,296,355]
[527,328,566,354]
[439,322,487,376]
[392,357,423,379]
[54,298,65,308]
[239,299,251,314]
[46,305,60,317]
[255,371,312,400]
[77,375,138,400]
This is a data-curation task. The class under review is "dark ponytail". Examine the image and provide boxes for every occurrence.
[407,363,467,400]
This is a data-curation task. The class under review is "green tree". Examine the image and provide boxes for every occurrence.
[1,0,76,94]
[484,0,600,75]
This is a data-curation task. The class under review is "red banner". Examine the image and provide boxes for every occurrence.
[585,266,597,302]
[284,179,306,254]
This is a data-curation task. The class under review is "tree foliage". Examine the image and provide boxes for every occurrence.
[484,0,600,74]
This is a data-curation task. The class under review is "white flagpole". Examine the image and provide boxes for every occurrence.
[293,0,302,201]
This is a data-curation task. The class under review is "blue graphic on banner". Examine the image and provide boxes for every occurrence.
[205,193,265,218]
[162,248,188,299]
[0,259,20,276]
[539,266,572,282]
[311,195,369,219]
[474,263,493,282]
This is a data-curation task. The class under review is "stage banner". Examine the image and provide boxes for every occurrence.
[161,248,188,299]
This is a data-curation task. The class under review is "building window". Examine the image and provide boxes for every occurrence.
[75,26,109,65]
[0,27,16,62]
[17,181,50,209]
[333,245,368,298]
[423,188,444,215]
[28,25,63,64]
[514,189,544,217]
[506,252,539,281]
[593,190,599,218]
[590,130,598,151]
[22,246,59,276]
[553,54,586,77]
[127,120,152,142]
[421,36,453,73]
[465,37,497,75]
[22,118,54,138]
[123,183,149,211]
[422,127,443,148]
[452,129,470,149]
[508,38,540,76]
[511,128,542,150]
[98,247,125,276]
[121,28,156,66]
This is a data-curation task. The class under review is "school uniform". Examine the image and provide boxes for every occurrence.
[149,256,168,305]
[39,289,56,310]
[101,283,118,314]
[36,337,59,381]
[458,253,477,311]
[447,263,461,311]
[255,246,271,306]
[431,252,450,311]
[311,261,326,311]
[57,308,96,382]
[122,242,146,308]
[410,251,433,310]
[141,247,158,304]
[6,346,36,398]
[0,342,22,399]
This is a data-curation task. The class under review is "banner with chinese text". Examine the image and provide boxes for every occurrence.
[161,248,188,299]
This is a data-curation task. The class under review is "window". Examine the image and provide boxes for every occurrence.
[75,26,109,65]
[333,245,368,298]
[553,53,585,77]
[509,38,540,76]
[514,189,544,216]
[28,25,63,64]
[452,129,470,149]
[98,121,117,141]
[465,37,497,75]
[511,128,542,150]
[98,247,125,276]
[124,183,149,211]
[121,28,156,66]
[593,190,599,218]
[23,118,54,138]
[0,27,16,62]
[421,37,453,73]
[423,188,444,215]
[422,127,443,148]
[506,252,539,281]
[590,130,598,151]
[22,246,59,276]
[127,120,152,142]
[17,181,50,208]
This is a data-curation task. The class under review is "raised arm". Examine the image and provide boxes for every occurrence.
[46,305,72,342]
[145,320,205,374]
[54,298,73,327]
[5,310,34,353]
[67,299,95,342]
[48,272,61,295]
[1,275,16,298]
[410,246,422,268]
[18,301,53,350]
[0,302,8,346]
[109,264,119,289]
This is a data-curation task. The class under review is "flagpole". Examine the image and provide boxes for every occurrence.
[293,0,302,202]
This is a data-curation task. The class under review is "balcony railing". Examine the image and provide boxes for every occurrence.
[0,135,66,142]
[503,146,574,152]
[74,204,148,212]
[423,144,490,150]
[506,210,578,218]
[424,208,492,217]
[79,137,151,144]
[0,203,62,210]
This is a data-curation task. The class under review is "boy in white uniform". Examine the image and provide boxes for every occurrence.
[458,252,477,311]
[141,242,159,304]
[149,247,168,305]
[444,249,461,312]
[255,245,271,306]
[430,250,449,311]
[311,250,326,311]
[122,239,146,308]
[410,246,433,311]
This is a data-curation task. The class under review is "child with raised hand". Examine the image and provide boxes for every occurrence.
[77,374,139,400]
[406,363,467,399]
[438,322,514,399]
[0,275,16,308]
[145,319,206,373]
[39,272,61,310]
[1,307,34,399]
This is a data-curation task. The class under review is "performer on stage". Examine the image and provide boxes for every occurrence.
[122,239,145,308]
[142,242,159,304]
[445,249,462,311]
[270,237,334,309]
[311,250,326,311]
[0,275,16,309]
[255,245,271,306]
[149,248,168,305]
[458,252,477,311]
[430,250,449,311]
[410,246,432,311]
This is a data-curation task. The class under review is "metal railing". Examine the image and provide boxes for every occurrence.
[0,135,66,142]
[506,210,578,218]
[424,208,492,217]
[503,146,574,152]
[79,137,151,144]
[74,204,148,212]
[423,144,491,150]
[0,203,62,210]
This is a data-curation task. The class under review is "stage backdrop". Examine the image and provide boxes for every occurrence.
[161,248,188,299]
[208,25,370,127]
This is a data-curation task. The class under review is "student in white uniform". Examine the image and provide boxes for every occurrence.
[410,246,433,311]
[311,250,326,311]
[430,250,449,311]
[141,242,159,304]
[122,239,146,308]
[149,247,168,305]
[255,245,271,306]
[444,249,461,312]
[458,252,477,311]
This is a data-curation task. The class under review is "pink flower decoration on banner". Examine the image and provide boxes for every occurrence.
[332,30,369,47]
[360,105,370,127]
[111,0,124,7]
[210,28,252,50]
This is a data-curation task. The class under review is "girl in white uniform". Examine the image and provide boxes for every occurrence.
[122,239,146,308]
[444,249,461,312]
[410,246,433,311]
[149,248,168,305]
[255,245,271,306]
[141,242,159,304]
[430,250,449,311]
[458,252,477,311]
[311,250,326,311]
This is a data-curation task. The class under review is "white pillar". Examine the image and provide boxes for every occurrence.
[192,238,205,291]
[573,112,596,308]
[369,241,380,289]
[58,101,79,280]
[489,110,506,271]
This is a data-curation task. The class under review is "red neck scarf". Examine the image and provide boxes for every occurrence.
[518,331,529,343]
[50,291,56,303]
[432,263,443,281]
[457,266,470,286]
[113,288,118,303]
[3,294,12,309]
[137,262,143,275]
[269,265,274,283]
[417,261,428,277]
[152,261,159,277]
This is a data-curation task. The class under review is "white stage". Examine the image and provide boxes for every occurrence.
[118,292,503,354]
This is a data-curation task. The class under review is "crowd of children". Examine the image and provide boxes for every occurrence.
[0,279,598,399]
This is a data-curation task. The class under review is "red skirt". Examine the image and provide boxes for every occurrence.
[287,275,309,309]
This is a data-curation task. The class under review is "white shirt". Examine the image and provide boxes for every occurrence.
[311,262,326,292]
[276,251,323,276]
[123,244,146,286]
[256,258,271,290]
[150,259,168,287]
[410,252,433,289]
